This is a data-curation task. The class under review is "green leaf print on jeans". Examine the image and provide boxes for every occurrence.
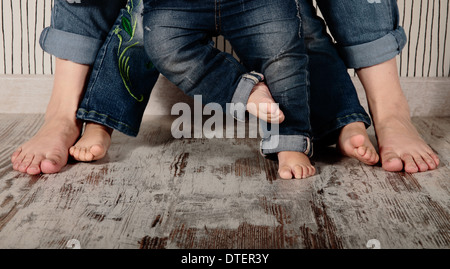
[114,0,152,102]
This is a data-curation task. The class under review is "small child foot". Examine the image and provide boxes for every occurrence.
[338,122,379,165]
[247,82,285,123]
[69,122,113,162]
[277,151,316,179]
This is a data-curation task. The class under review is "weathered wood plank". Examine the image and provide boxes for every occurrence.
[0,114,448,249]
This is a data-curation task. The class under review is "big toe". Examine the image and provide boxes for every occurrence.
[268,104,285,123]
[40,155,67,174]
[89,144,107,161]
[278,166,293,180]
[380,150,404,172]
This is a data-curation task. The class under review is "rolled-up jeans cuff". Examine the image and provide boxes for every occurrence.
[260,135,313,157]
[230,71,264,122]
[77,108,139,137]
[40,27,104,65]
[338,26,407,69]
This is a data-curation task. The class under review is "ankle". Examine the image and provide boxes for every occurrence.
[85,122,113,135]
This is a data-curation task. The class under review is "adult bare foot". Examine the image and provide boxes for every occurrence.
[338,121,379,165]
[356,58,440,173]
[69,122,113,162]
[11,58,90,175]
[375,117,439,173]
[277,151,316,179]
[11,116,82,175]
[247,82,285,123]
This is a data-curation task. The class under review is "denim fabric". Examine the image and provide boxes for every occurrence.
[77,0,160,136]
[143,0,312,156]
[77,0,373,150]
[316,0,407,69]
[301,0,371,145]
[231,71,265,122]
[39,0,127,65]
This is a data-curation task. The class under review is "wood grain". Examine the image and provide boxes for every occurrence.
[0,114,448,249]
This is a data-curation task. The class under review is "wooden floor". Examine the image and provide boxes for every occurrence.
[0,112,448,249]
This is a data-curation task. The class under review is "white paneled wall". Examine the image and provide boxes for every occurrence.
[1,0,53,75]
[1,0,449,77]
[398,0,450,77]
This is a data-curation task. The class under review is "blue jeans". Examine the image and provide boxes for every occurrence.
[74,0,373,147]
[41,0,408,153]
[76,0,160,136]
[316,0,407,69]
[40,0,127,65]
[142,0,312,156]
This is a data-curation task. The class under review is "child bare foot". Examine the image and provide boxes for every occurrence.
[375,117,440,173]
[247,82,285,123]
[69,122,113,162]
[338,121,379,165]
[277,151,316,179]
[11,117,82,175]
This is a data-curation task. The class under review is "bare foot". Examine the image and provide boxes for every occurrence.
[375,117,439,173]
[247,82,285,123]
[11,117,82,175]
[277,151,316,179]
[69,122,113,162]
[355,58,440,173]
[338,122,379,165]
[10,58,93,175]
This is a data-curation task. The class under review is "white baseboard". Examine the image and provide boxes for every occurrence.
[0,75,449,117]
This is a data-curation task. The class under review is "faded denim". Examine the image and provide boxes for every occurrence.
[76,0,374,149]
[142,0,313,156]
[40,0,127,65]
[316,0,407,69]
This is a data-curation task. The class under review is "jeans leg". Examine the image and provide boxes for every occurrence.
[300,0,371,145]
[316,0,407,69]
[40,0,127,64]
[77,0,159,137]
[222,0,312,156]
[143,1,255,108]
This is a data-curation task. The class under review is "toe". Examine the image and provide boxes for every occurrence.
[78,148,87,161]
[89,144,106,161]
[40,151,67,174]
[356,146,368,157]
[13,153,26,171]
[381,150,403,172]
[413,155,429,172]
[69,146,76,156]
[350,134,366,149]
[11,148,22,163]
[422,154,437,170]
[40,158,65,174]
[71,147,81,161]
[401,154,419,173]
[27,156,43,175]
[367,149,380,165]
[19,154,34,173]
[310,166,316,176]
[84,148,95,162]
[371,151,380,164]
[293,165,303,179]
[269,104,284,124]
[429,152,440,167]
[278,166,293,180]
